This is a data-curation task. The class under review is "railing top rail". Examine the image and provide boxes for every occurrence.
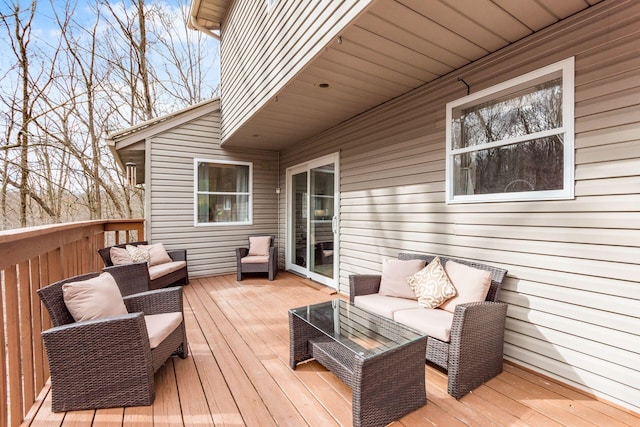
[0,219,144,244]
[1,218,145,426]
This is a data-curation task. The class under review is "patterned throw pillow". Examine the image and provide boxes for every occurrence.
[407,257,457,309]
[126,245,150,264]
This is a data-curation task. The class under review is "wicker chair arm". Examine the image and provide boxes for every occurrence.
[447,301,508,398]
[236,247,249,258]
[168,249,187,262]
[42,312,151,358]
[348,275,382,303]
[103,262,150,296]
[41,313,154,410]
[124,286,183,315]
[449,301,507,347]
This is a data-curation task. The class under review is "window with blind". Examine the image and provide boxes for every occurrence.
[195,160,252,225]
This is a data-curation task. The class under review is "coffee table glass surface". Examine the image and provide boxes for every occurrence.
[289,299,427,427]
[289,299,424,358]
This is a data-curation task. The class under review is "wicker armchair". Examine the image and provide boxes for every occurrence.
[99,241,189,291]
[349,253,508,399]
[37,272,188,412]
[236,235,278,281]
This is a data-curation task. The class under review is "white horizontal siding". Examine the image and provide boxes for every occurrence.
[219,0,372,143]
[279,0,640,413]
[148,110,279,278]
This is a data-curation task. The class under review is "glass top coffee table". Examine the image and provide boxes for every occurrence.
[289,299,427,427]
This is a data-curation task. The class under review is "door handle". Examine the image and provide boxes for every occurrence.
[332,216,337,233]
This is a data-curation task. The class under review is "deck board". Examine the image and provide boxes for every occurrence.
[204,276,341,426]
[21,273,640,427]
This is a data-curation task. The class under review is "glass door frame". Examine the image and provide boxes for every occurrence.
[285,153,339,288]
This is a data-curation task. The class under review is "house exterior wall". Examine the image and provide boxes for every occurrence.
[219,0,371,143]
[147,108,279,278]
[279,2,640,412]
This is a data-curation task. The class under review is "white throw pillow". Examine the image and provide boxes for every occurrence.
[407,257,457,309]
[248,236,271,256]
[440,261,492,313]
[62,273,128,322]
[139,243,172,266]
[378,259,426,300]
[110,246,133,265]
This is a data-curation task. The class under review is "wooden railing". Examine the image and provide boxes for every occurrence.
[0,219,144,427]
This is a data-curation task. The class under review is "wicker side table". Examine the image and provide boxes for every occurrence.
[289,300,427,427]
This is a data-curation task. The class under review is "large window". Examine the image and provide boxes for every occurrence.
[446,58,574,203]
[195,160,252,225]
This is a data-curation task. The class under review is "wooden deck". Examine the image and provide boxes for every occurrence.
[22,273,640,426]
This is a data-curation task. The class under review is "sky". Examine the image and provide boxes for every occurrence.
[5,0,194,34]
[0,0,220,88]
[0,0,220,117]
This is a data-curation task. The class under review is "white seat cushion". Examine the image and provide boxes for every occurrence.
[144,312,183,349]
[241,255,270,264]
[353,294,419,319]
[149,261,186,280]
[393,308,454,342]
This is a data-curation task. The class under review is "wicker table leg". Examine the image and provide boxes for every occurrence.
[352,337,427,427]
[289,311,323,369]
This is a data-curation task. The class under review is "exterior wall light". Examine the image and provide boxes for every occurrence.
[125,162,137,188]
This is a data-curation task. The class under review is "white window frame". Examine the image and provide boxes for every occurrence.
[194,159,253,226]
[445,57,575,204]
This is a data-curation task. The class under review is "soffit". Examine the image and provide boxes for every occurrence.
[107,99,221,184]
[188,0,229,31]
[201,0,603,150]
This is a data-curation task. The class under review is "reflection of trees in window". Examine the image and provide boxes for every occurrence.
[452,76,566,197]
[457,79,561,148]
[456,136,564,195]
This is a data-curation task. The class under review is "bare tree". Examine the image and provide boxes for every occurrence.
[1,0,62,226]
[150,0,219,106]
[99,0,156,123]
[0,0,218,230]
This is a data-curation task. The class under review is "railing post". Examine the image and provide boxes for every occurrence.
[0,218,144,426]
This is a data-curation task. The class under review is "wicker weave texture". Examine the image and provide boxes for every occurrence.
[289,303,427,427]
[350,252,509,399]
[99,241,189,291]
[37,275,188,412]
[236,235,278,281]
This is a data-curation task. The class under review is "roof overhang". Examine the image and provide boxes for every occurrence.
[190,0,605,151]
[187,0,228,40]
[107,98,221,184]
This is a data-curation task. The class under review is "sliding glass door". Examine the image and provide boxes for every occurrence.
[286,154,339,288]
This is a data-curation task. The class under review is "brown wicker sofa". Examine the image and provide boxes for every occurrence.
[99,241,189,290]
[349,252,508,399]
[37,272,188,412]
